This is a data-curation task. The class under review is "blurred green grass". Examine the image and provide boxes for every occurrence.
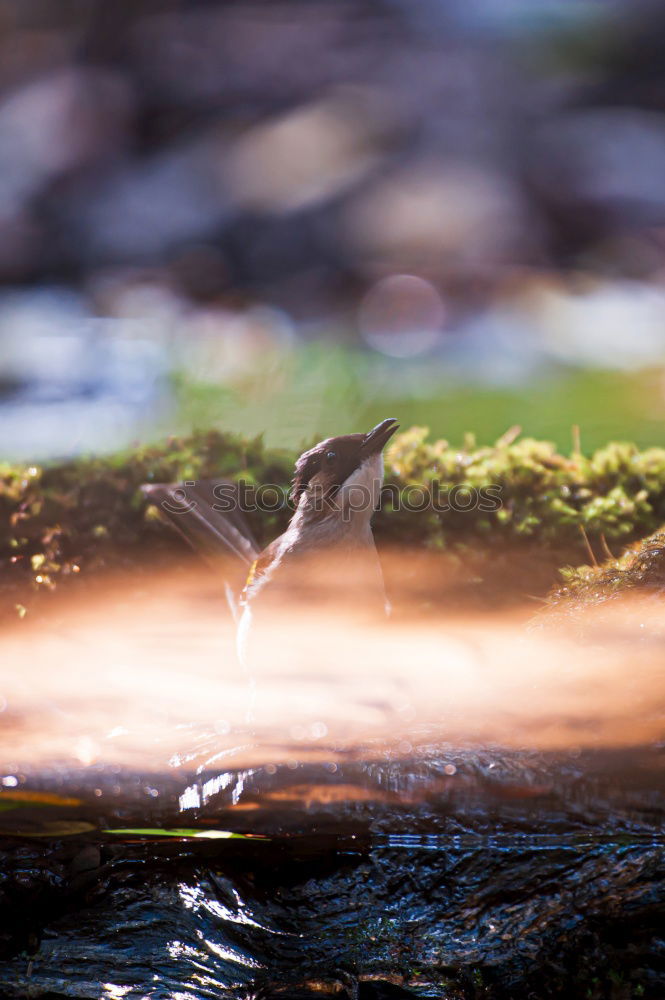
[172,343,665,454]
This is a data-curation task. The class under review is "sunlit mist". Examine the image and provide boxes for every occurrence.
[1,556,664,781]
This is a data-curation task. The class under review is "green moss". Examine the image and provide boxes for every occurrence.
[0,430,293,620]
[4,426,665,618]
[550,529,665,608]
[379,430,665,546]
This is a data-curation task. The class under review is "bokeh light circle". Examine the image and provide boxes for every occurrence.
[358,274,446,358]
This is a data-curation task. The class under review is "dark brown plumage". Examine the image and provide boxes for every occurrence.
[291,419,400,505]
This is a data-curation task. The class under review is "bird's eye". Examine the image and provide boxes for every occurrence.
[325,450,336,462]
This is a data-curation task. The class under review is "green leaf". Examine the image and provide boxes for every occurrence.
[103,828,260,839]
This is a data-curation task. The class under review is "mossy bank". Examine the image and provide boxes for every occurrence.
[3,426,665,620]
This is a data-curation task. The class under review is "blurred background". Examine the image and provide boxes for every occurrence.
[2,0,665,459]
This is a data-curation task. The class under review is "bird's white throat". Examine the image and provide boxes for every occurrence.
[336,452,384,520]
[289,452,384,549]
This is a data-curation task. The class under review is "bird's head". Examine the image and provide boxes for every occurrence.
[290,418,399,524]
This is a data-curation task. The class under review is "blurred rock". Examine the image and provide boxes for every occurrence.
[342,160,529,278]
[60,133,231,263]
[524,276,665,369]
[0,0,661,300]
[0,67,132,219]
[224,90,391,214]
[0,288,169,460]
[528,108,665,222]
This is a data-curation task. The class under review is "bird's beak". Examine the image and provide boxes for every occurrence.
[361,417,400,457]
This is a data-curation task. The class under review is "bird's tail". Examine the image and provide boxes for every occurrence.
[141,478,261,568]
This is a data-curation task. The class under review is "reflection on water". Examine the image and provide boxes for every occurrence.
[0,566,664,996]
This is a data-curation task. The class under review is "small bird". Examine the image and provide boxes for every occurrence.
[142,417,399,664]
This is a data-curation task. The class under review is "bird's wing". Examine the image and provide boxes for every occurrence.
[141,478,261,567]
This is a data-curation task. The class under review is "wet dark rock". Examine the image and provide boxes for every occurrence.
[0,749,662,996]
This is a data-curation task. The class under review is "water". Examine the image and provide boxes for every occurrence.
[0,751,663,997]
[0,569,664,997]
